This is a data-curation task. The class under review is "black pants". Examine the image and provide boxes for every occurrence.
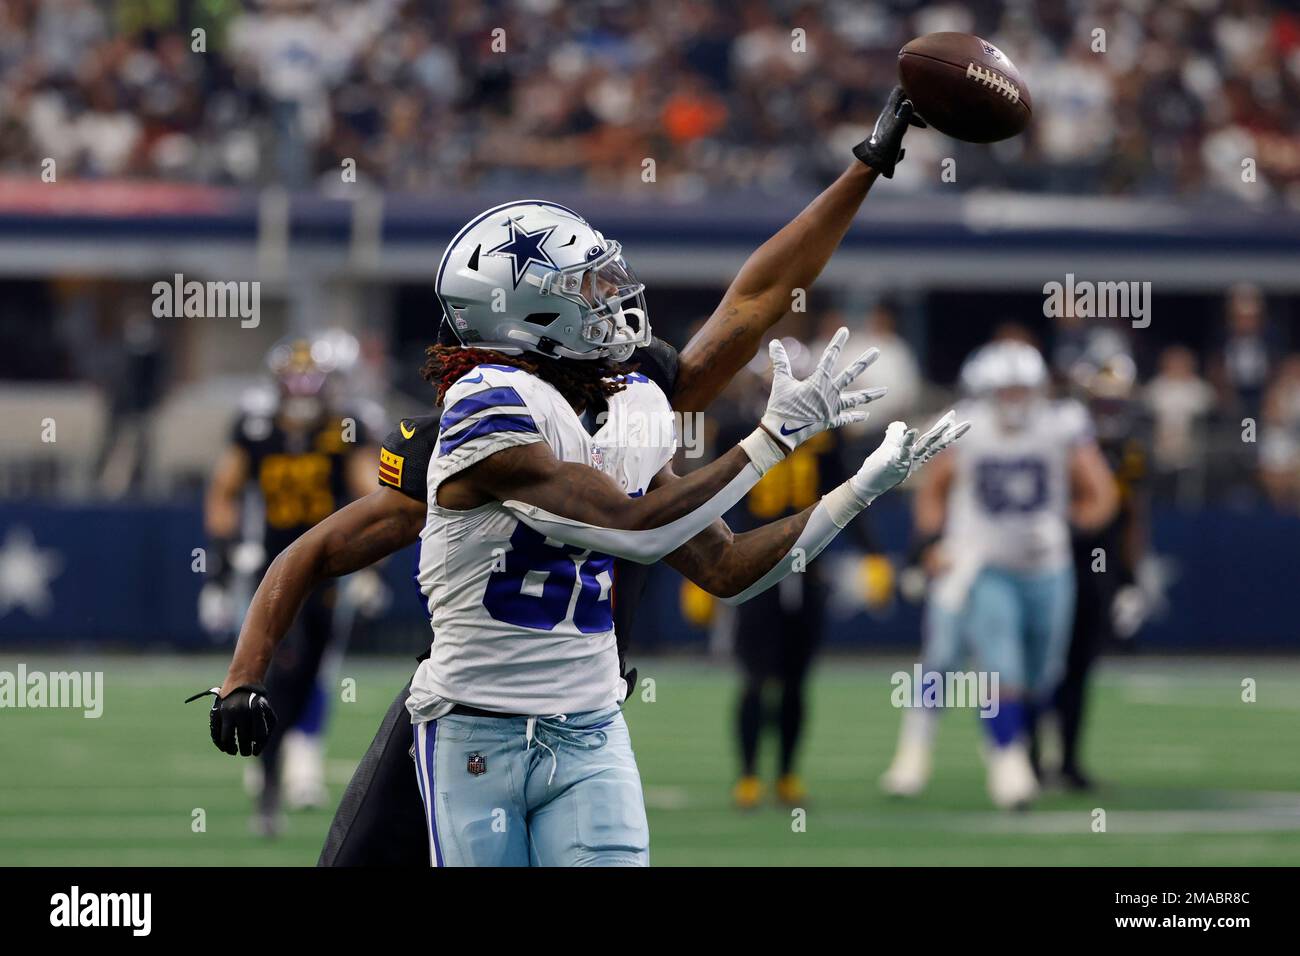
[1047,541,1121,774]
[318,677,428,866]
[259,586,338,811]
[734,571,824,778]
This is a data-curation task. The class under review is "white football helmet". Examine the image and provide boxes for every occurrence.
[959,340,1048,430]
[959,340,1047,395]
[435,200,650,362]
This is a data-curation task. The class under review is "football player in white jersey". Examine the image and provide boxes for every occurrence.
[194,87,966,864]
[402,199,968,865]
[881,340,1116,808]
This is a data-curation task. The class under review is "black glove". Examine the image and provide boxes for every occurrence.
[622,667,638,702]
[185,684,278,756]
[852,86,926,178]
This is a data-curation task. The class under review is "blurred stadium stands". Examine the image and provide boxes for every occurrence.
[3,0,1299,201]
[1,0,1299,654]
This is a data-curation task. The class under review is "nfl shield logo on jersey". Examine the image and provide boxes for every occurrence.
[466,752,487,776]
[590,445,605,469]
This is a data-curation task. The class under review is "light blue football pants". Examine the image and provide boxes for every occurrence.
[923,564,1076,701]
[411,705,649,867]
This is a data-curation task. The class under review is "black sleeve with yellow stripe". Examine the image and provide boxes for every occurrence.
[377,412,440,503]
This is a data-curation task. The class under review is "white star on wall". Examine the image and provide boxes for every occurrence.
[0,526,64,618]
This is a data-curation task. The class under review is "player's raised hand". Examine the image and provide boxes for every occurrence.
[911,410,971,467]
[186,684,278,757]
[852,85,927,179]
[760,327,887,453]
[848,411,971,504]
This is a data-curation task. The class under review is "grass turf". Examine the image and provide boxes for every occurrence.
[2,654,1298,866]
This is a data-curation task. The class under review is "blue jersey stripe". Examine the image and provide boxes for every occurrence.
[438,413,538,456]
[440,385,528,432]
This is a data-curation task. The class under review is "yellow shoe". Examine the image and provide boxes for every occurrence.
[732,775,764,810]
[775,774,807,806]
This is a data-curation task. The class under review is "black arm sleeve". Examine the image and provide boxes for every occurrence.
[632,337,680,399]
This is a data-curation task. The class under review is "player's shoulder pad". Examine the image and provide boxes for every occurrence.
[442,363,562,420]
[609,366,671,409]
[437,364,548,460]
[382,412,439,454]
[378,412,438,497]
[442,363,548,405]
[630,337,680,398]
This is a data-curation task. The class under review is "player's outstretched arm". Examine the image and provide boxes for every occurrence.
[220,488,424,695]
[193,487,424,757]
[452,331,885,565]
[672,87,921,412]
[666,413,970,602]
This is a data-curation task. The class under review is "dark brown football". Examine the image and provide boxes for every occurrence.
[898,32,1031,143]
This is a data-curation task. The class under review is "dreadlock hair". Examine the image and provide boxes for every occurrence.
[422,345,638,411]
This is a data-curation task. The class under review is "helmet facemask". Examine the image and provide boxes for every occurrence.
[535,238,649,362]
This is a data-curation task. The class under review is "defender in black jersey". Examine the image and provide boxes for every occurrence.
[204,334,378,833]
[1048,353,1151,789]
[715,371,876,809]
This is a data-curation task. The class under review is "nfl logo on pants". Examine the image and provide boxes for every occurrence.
[466,752,487,776]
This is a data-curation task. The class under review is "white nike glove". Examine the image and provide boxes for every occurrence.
[847,411,972,507]
[724,409,970,605]
[759,327,887,454]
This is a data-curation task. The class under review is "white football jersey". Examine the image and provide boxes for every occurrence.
[407,363,677,721]
[943,398,1093,573]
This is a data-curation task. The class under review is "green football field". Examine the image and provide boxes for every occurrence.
[3,654,1299,866]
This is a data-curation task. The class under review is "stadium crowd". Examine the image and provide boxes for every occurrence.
[792,290,1300,512]
[0,0,1298,202]
[5,281,1294,514]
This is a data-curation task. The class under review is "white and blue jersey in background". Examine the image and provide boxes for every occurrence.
[924,398,1093,735]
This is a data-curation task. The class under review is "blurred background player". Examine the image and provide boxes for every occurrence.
[882,340,1117,808]
[202,331,380,834]
[716,343,881,809]
[1038,342,1151,789]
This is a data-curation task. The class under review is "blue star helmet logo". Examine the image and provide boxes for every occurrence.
[487,217,558,288]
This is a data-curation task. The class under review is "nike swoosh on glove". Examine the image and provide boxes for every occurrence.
[849,410,972,505]
[186,684,278,757]
[759,327,888,453]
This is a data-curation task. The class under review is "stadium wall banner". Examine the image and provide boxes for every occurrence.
[0,501,1294,650]
[1,179,1298,257]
